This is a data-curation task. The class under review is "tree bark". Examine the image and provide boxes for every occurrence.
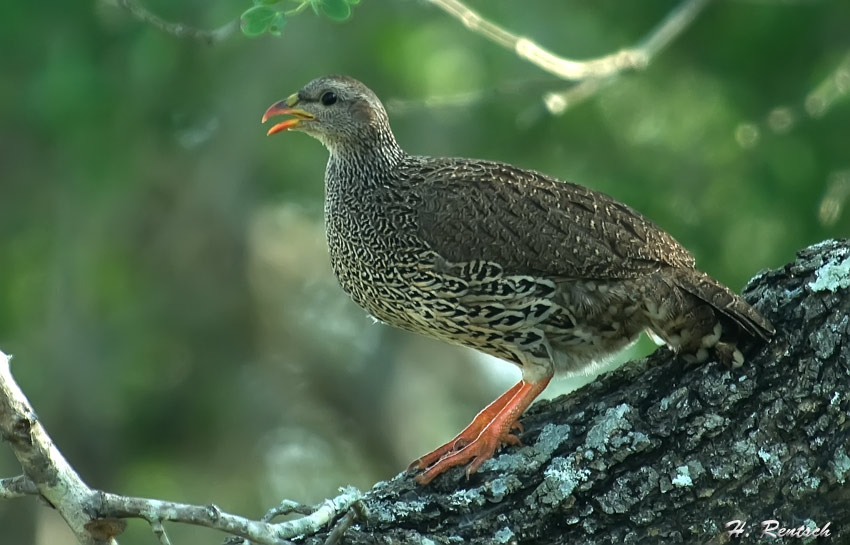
[305,239,850,545]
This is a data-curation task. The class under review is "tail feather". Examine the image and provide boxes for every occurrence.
[672,269,775,340]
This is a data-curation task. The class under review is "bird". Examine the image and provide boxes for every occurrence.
[261,75,775,485]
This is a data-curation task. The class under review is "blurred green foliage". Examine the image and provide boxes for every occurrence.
[0,0,848,543]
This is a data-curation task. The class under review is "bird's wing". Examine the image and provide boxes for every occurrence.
[409,156,695,279]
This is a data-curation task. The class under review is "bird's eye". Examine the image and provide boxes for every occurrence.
[320,91,338,106]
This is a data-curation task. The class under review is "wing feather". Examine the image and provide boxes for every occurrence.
[410,156,695,279]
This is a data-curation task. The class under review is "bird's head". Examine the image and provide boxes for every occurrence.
[262,75,395,153]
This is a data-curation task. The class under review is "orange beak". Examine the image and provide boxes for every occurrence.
[262,93,315,135]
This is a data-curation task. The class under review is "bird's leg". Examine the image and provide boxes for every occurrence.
[408,381,524,471]
[414,375,552,485]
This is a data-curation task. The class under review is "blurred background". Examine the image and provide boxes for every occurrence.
[1,0,849,542]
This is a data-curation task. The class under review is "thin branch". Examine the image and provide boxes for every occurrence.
[262,499,315,521]
[2,479,360,545]
[114,0,238,45]
[426,0,712,81]
[636,0,712,63]
[0,348,361,545]
[150,520,172,545]
[0,474,39,499]
[94,494,285,545]
[542,78,614,116]
[110,0,709,114]
[284,1,312,17]
[322,507,358,545]
[94,487,362,544]
[393,0,712,116]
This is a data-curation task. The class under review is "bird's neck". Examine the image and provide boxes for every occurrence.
[326,127,406,185]
[326,123,406,170]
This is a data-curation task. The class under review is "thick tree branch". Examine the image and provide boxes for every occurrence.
[3,239,848,544]
[297,239,850,544]
[0,352,105,544]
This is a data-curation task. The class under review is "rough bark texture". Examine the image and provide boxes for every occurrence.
[304,239,850,545]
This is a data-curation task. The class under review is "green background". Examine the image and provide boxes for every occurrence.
[1,1,848,542]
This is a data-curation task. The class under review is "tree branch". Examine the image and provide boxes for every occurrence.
[426,0,711,81]
[0,348,361,544]
[0,352,105,544]
[0,474,38,499]
[394,0,711,115]
[93,487,361,544]
[113,0,238,45]
[4,240,849,544]
[109,0,712,113]
[297,238,850,544]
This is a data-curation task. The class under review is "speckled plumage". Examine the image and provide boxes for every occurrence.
[263,75,774,482]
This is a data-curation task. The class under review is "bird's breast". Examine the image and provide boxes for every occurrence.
[324,182,424,320]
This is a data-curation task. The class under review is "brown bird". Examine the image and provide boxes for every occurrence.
[262,75,774,485]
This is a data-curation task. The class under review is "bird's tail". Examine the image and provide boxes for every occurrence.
[671,269,775,340]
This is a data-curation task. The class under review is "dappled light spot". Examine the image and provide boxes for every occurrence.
[734,122,760,149]
[818,170,850,227]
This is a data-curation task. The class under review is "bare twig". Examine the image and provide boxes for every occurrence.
[392,0,712,115]
[542,78,614,116]
[109,0,710,114]
[95,493,290,545]
[150,520,172,545]
[0,348,361,545]
[93,487,361,544]
[114,0,238,45]
[0,474,38,499]
[5,481,357,545]
[262,499,315,521]
[322,507,358,545]
[426,0,712,81]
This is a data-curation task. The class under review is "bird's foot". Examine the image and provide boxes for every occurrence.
[408,381,523,472]
[410,376,551,485]
[414,424,520,485]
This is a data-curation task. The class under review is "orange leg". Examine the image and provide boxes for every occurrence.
[413,375,552,485]
[408,381,524,471]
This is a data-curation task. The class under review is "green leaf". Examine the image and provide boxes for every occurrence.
[252,0,280,6]
[267,11,286,36]
[346,0,360,5]
[319,0,351,21]
[240,6,286,37]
